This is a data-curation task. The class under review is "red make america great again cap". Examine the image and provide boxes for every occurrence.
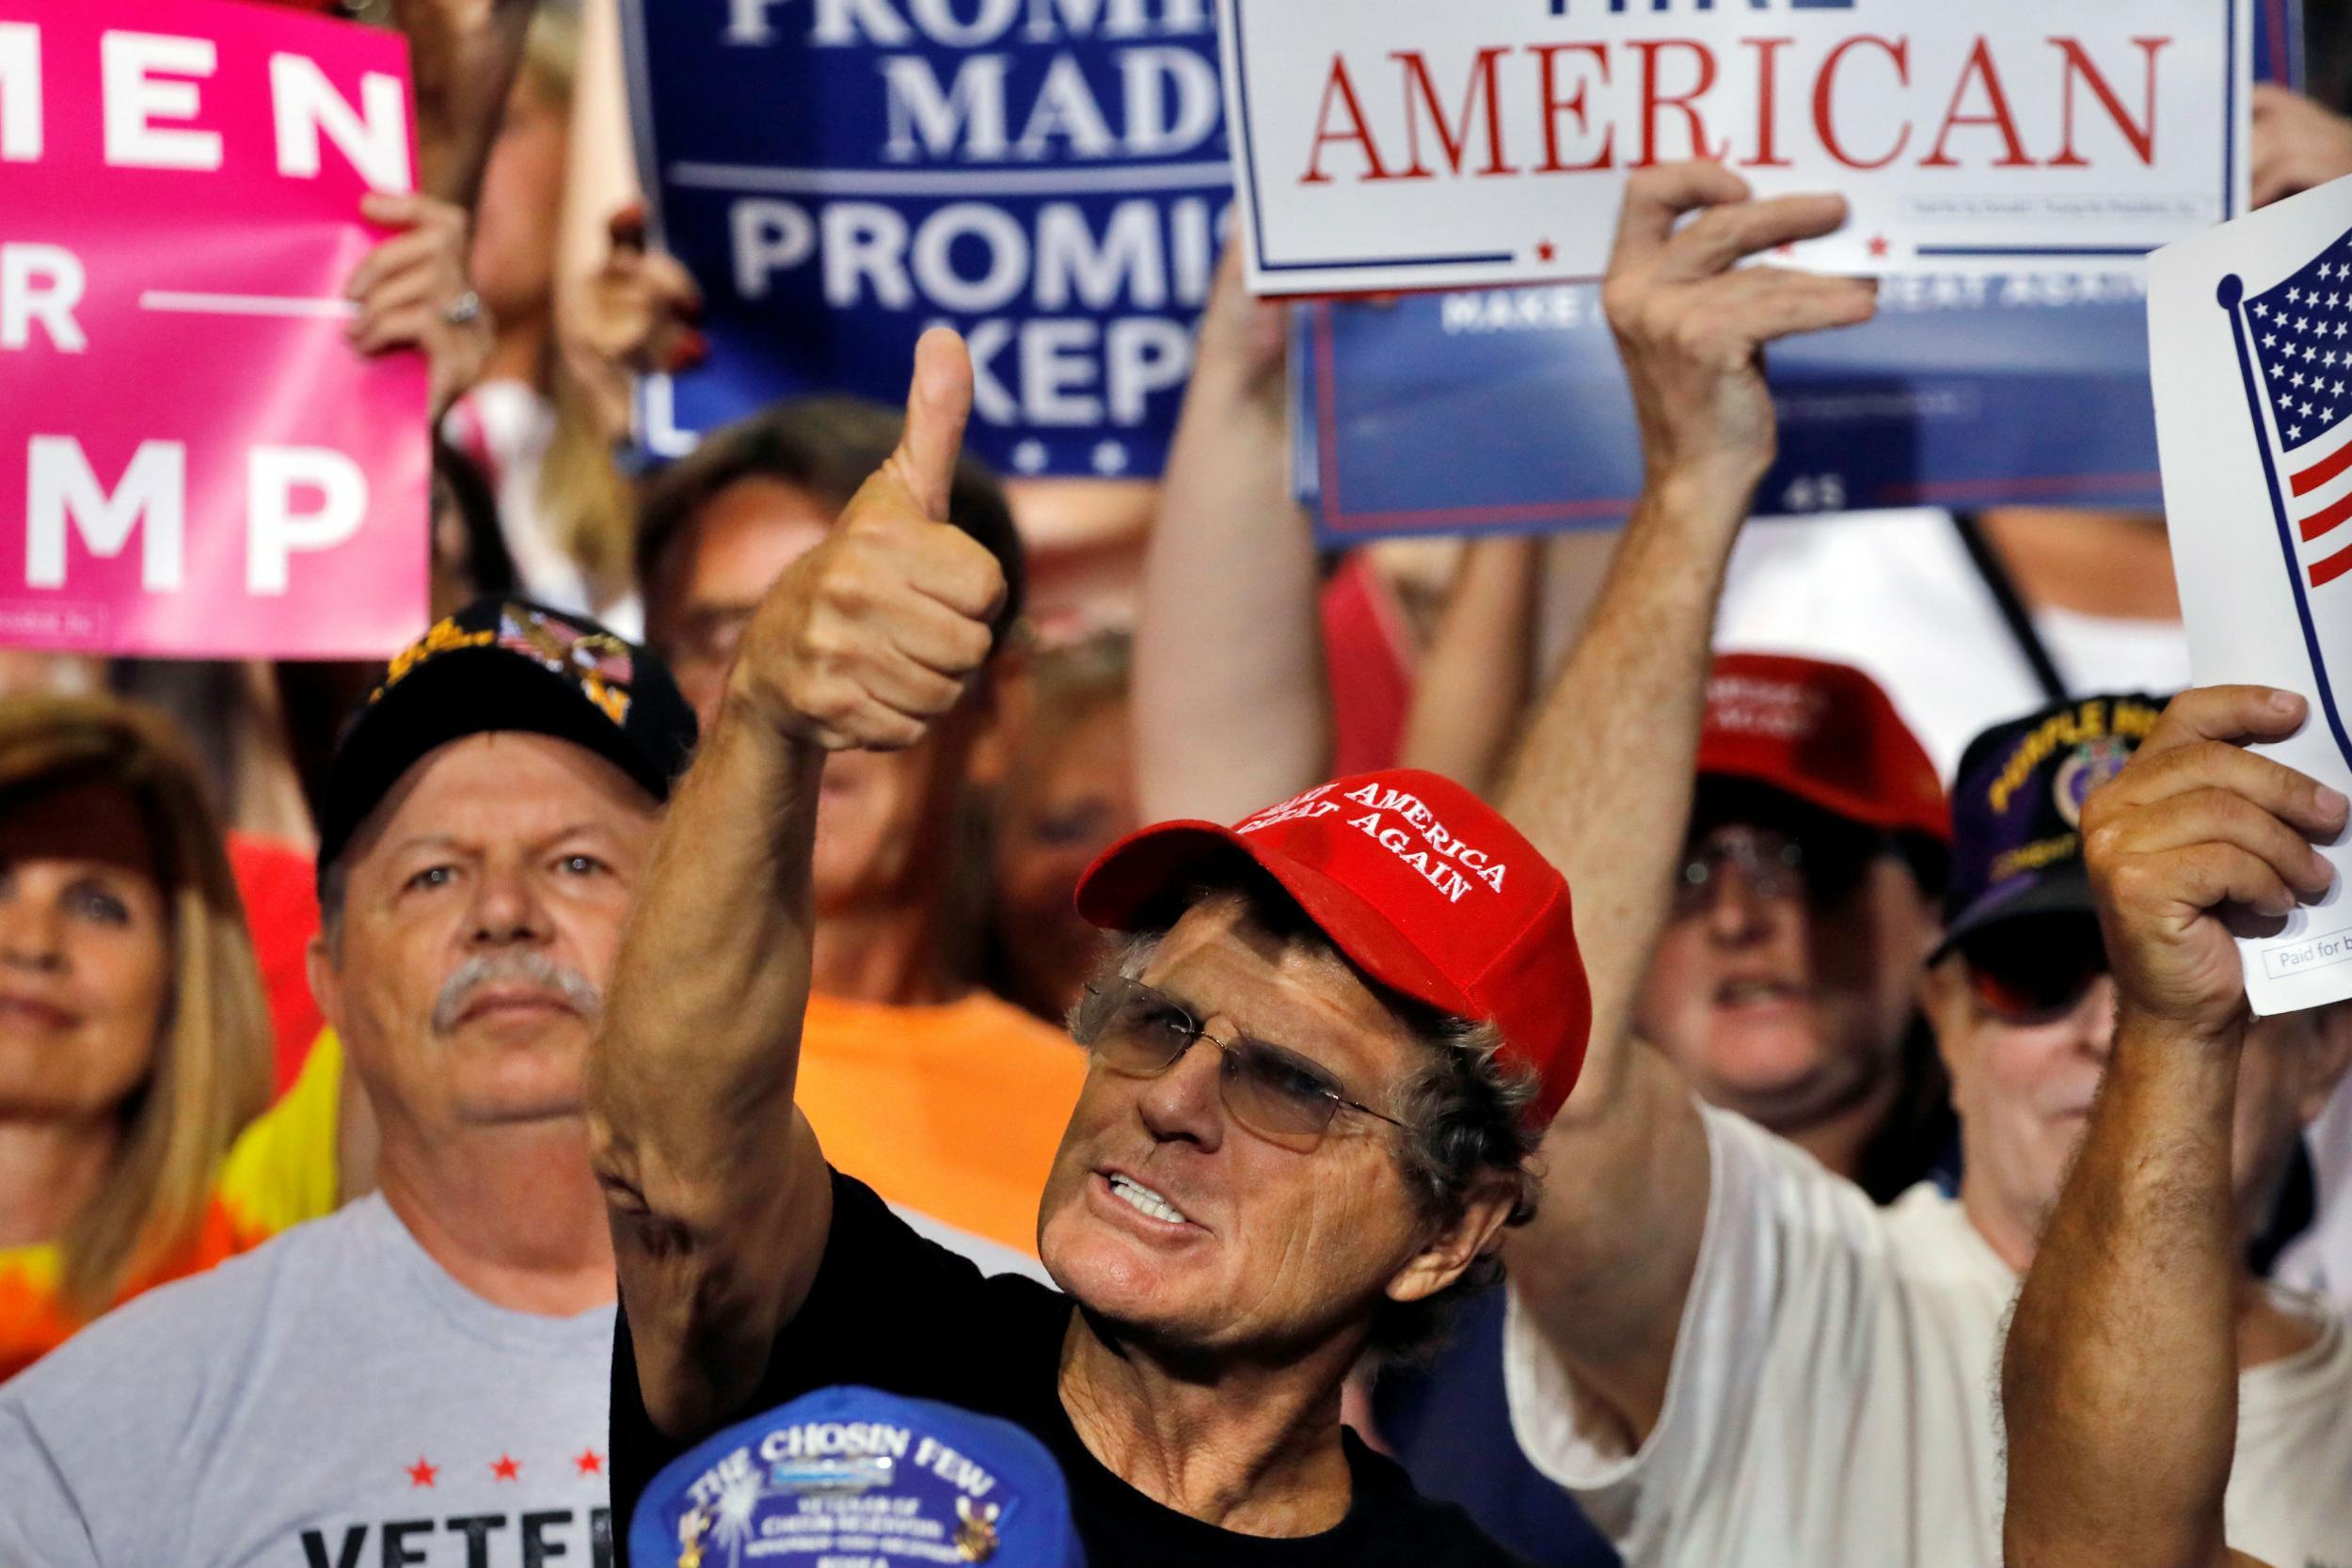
[1073,769,1590,1125]
[1699,653,1948,845]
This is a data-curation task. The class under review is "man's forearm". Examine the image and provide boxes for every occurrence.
[1495,465,1752,1441]
[590,701,821,1226]
[1502,468,1755,1104]
[1134,356,1328,824]
[393,0,535,209]
[2003,1014,2246,1568]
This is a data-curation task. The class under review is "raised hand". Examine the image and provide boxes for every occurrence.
[1601,162,1878,493]
[2252,83,2352,210]
[346,191,493,419]
[2081,686,2347,1037]
[729,328,1007,752]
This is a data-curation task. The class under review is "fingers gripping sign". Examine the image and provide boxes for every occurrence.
[1601,162,1879,491]
[2083,687,2351,1036]
[735,328,1008,752]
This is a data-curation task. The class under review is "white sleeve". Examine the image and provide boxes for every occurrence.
[0,1396,104,1568]
[1502,1101,1898,1556]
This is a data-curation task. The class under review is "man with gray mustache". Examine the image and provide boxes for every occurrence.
[0,598,698,1567]
[430,951,605,1038]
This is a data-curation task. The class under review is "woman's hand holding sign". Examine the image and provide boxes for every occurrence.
[729,328,1008,753]
[345,191,493,420]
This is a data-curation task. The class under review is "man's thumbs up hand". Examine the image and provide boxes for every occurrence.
[731,329,1008,752]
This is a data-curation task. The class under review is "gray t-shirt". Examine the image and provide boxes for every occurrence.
[0,1195,614,1567]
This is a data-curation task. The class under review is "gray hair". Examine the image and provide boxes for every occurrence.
[1092,871,1545,1366]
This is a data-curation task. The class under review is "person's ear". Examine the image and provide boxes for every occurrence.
[1386,1172,1520,1307]
[1918,955,1973,1085]
[306,931,342,1039]
[962,651,1026,791]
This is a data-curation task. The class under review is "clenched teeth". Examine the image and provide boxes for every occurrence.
[1109,1174,1187,1226]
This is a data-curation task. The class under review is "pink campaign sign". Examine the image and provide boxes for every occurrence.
[0,0,428,658]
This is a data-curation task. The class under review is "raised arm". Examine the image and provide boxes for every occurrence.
[391,0,536,210]
[1399,535,1543,797]
[1499,165,1875,1443]
[587,331,1006,1436]
[2003,686,2345,1568]
[1132,247,1329,823]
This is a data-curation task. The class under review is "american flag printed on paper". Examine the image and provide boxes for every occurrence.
[2224,232,2352,770]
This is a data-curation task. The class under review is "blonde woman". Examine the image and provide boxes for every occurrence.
[0,696,272,1381]
[445,5,643,632]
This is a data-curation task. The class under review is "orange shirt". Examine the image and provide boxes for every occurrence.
[0,1199,252,1385]
[793,992,1087,1259]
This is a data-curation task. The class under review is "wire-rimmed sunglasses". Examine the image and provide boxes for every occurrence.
[1073,975,1406,1148]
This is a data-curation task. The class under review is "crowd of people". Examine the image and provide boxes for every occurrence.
[8,2,2352,1565]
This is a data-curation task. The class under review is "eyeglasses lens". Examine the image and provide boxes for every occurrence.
[1084,979,1347,1144]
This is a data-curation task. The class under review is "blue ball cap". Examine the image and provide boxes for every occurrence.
[628,1386,1087,1568]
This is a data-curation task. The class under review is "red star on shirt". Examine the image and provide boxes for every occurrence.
[1867,234,1891,259]
[405,1458,438,1489]
[574,1449,604,1476]
[1534,239,1556,263]
[490,1454,522,1482]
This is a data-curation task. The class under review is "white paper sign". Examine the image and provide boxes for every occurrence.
[1221,0,2252,297]
[2149,176,2352,1015]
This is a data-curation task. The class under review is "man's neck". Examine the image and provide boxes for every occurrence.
[376,1115,614,1318]
[1056,1310,1359,1536]
[0,1116,118,1249]
[1962,1190,2322,1372]
[1766,1071,1899,1185]
[810,895,964,1007]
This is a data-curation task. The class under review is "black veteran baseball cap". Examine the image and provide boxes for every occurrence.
[1932,692,2168,960]
[315,598,698,887]
[628,1386,1085,1568]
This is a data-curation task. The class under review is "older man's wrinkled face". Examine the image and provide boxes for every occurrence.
[313,733,660,1135]
[1926,913,2352,1268]
[1037,895,1487,1359]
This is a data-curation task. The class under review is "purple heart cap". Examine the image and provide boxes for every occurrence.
[1933,691,2170,960]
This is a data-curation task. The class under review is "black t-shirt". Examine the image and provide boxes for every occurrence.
[610,1169,1530,1568]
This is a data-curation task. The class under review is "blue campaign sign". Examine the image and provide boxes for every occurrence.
[1295,0,2304,543]
[619,0,1229,480]
[1294,273,2159,542]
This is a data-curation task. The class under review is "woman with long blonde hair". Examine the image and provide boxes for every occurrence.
[0,695,271,1381]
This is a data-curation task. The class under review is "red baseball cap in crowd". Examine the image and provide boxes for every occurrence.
[1697,653,1950,848]
[1073,769,1590,1126]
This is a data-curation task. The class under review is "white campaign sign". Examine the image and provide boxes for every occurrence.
[1221,0,2252,296]
[2151,174,2352,1015]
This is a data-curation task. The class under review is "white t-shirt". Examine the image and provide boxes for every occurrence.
[1503,1104,2352,1568]
[1717,509,2193,778]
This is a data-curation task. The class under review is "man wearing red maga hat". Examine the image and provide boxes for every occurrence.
[592,331,1583,1568]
